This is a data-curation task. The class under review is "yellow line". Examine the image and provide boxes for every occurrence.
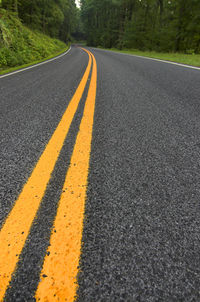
[0,52,92,301]
[35,49,97,302]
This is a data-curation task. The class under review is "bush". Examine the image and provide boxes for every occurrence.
[0,8,66,69]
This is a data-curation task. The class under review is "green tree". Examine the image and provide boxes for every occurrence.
[81,0,200,53]
[2,0,18,13]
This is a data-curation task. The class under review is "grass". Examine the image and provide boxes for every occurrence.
[101,48,200,67]
[0,8,68,74]
[0,46,69,76]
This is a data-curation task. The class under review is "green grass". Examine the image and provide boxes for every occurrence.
[101,48,200,67]
[0,46,69,75]
[0,8,68,74]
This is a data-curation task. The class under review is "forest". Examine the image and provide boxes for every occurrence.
[81,0,200,53]
[1,0,78,42]
[0,0,81,69]
[0,0,200,71]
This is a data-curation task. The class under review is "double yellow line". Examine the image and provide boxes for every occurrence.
[0,48,97,301]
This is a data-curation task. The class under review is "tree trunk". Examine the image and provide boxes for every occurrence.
[158,0,163,26]
[14,0,18,14]
[176,0,185,52]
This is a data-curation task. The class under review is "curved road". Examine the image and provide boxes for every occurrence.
[0,46,200,301]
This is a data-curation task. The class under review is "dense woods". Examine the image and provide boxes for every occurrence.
[0,0,80,69]
[1,0,78,42]
[81,0,200,53]
[1,0,199,70]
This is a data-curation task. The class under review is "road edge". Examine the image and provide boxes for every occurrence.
[92,47,200,71]
[0,46,71,79]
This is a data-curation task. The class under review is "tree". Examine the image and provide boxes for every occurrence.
[80,0,200,53]
[2,0,18,13]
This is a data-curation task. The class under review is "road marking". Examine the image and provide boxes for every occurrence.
[94,47,200,71]
[35,49,97,302]
[0,51,91,301]
[0,47,71,79]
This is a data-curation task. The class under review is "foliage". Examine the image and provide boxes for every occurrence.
[80,0,200,54]
[103,47,200,67]
[1,0,79,42]
[0,8,66,68]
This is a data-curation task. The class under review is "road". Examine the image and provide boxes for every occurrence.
[0,45,200,301]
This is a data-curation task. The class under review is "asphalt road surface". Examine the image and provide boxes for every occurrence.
[0,46,200,302]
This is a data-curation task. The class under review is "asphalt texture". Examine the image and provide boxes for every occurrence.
[1,46,200,301]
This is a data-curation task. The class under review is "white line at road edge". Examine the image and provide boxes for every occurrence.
[93,48,200,71]
[0,46,71,79]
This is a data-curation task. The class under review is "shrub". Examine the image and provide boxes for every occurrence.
[0,8,66,69]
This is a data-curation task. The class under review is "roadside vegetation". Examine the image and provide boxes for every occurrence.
[0,9,67,72]
[81,0,200,66]
[102,48,200,67]
[0,0,80,73]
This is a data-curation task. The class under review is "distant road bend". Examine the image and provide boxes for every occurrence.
[0,46,200,301]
